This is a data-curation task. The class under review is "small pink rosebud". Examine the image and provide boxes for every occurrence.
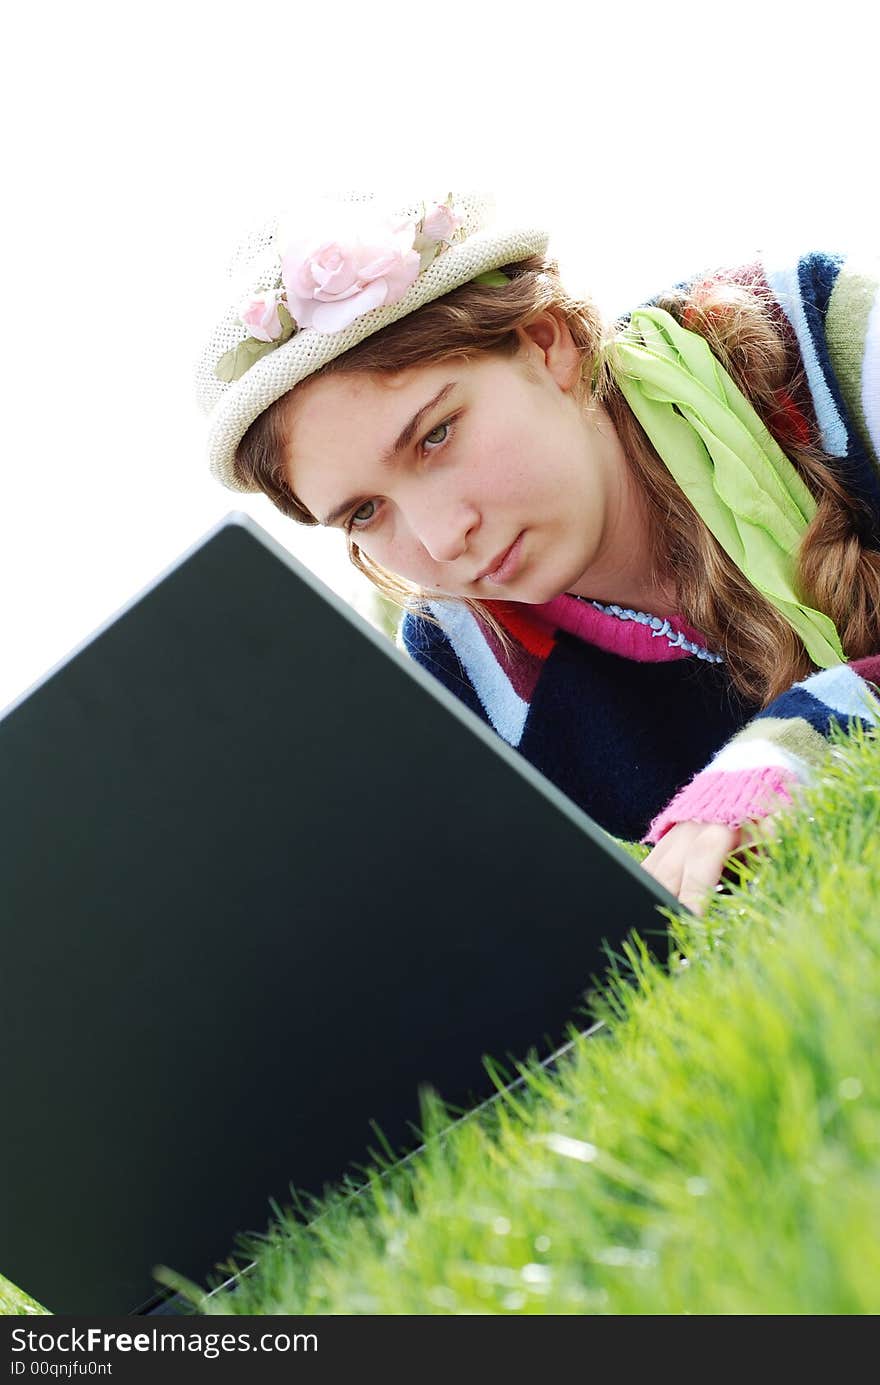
[420,201,462,244]
[239,291,284,342]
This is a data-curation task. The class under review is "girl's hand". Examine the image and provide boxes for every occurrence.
[639,816,779,916]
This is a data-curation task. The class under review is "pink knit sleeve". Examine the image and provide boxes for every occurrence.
[642,766,799,845]
[640,660,880,846]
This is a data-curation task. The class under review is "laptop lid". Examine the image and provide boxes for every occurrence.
[0,513,679,1315]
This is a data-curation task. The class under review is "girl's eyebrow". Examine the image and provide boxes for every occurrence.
[321,380,458,527]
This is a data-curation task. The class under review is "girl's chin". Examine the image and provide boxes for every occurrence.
[479,583,564,607]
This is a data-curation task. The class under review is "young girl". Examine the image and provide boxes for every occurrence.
[194,192,880,916]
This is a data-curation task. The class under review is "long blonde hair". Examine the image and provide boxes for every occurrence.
[233,254,880,706]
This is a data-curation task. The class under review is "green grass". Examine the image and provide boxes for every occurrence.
[0,1274,45,1316]
[5,720,880,1316]
[189,718,880,1315]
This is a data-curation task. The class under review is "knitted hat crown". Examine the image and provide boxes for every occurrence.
[195,190,549,492]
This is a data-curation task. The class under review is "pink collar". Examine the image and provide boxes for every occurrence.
[531,593,719,663]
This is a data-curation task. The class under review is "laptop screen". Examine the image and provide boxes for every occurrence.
[0,514,676,1314]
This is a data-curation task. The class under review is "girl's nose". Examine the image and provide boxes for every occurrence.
[408,498,479,564]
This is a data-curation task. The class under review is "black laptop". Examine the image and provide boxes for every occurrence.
[0,513,680,1315]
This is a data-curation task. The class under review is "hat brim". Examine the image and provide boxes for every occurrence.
[206,222,549,492]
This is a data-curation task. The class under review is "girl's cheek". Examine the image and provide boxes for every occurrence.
[482,430,527,488]
[377,533,426,583]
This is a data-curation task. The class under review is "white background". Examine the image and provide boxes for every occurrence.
[1,0,876,711]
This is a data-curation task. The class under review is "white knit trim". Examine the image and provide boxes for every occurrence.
[428,601,529,747]
[763,257,849,457]
[792,665,880,725]
[704,736,814,779]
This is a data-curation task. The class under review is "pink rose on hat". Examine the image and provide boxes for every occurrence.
[217,196,468,383]
[420,201,462,245]
[238,290,284,342]
[280,204,422,334]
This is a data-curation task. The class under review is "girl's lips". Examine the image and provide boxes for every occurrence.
[480,531,525,585]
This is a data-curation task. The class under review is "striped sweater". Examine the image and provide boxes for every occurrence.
[401,251,880,845]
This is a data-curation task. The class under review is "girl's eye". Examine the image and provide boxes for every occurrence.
[423,421,450,449]
[346,417,456,531]
[348,499,378,530]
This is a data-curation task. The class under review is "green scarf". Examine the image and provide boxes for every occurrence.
[606,306,846,668]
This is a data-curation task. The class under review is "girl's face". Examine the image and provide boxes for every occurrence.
[282,314,630,605]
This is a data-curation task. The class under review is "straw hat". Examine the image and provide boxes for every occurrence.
[194,191,548,491]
